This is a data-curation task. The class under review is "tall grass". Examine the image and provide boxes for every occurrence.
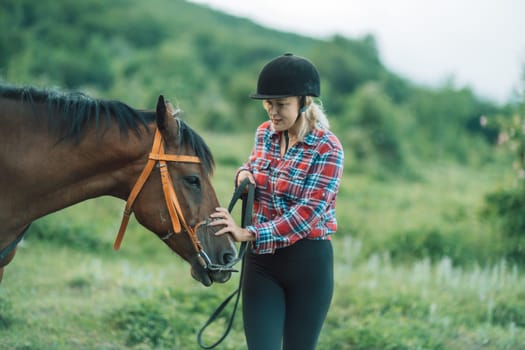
[325,236,525,349]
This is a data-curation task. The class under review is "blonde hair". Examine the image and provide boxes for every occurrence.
[262,96,330,141]
[296,96,330,141]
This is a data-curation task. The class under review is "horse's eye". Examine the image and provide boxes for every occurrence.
[184,175,201,189]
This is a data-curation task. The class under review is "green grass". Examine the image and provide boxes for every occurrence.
[2,237,524,349]
[0,133,524,349]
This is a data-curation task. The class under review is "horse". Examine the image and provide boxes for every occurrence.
[0,84,238,287]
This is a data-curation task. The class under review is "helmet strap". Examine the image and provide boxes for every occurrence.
[298,96,307,117]
[284,130,289,153]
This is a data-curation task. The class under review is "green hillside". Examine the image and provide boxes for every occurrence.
[0,0,510,167]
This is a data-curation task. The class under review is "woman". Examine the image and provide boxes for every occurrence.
[211,53,344,350]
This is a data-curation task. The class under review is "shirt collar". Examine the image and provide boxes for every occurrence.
[268,126,321,147]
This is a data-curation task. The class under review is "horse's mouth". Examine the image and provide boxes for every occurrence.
[191,266,213,286]
[190,261,232,287]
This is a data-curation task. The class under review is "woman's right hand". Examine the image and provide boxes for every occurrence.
[236,169,256,188]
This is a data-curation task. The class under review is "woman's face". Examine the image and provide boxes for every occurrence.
[264,97,300,133]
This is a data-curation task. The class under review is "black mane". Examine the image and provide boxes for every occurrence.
[0,84,151,142]
[0,84,214,174]
[176,119,215,175]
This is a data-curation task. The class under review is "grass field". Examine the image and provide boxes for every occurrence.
[1,133,524,349]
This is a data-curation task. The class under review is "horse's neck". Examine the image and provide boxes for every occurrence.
[0,118,153,232]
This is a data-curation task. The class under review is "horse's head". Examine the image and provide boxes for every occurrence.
[129,95,238,286]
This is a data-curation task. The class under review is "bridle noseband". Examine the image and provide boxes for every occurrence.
[113,126,238,273]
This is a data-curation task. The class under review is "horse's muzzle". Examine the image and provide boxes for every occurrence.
[190,221,240,286]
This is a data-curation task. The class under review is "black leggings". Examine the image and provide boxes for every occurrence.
[242,239,334,350]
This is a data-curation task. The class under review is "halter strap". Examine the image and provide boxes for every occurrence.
[114,128,200,251]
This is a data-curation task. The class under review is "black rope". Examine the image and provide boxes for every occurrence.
[0,224,31,262]
[197,178,255,349]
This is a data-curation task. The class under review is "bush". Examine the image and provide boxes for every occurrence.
[482,188,525,264]
[492,300,525,327]
[385,228,462,265]
[109,300,174,347]
[338,83,408,176]
[484,189,525,237]
[107,287,243,349]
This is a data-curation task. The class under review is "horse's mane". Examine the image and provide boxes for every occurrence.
[0,84,151,141]
[175,118,215,175]
[0,84,214,174]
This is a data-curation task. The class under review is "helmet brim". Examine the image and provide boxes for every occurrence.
[249,92,296,100]
[250,92,319,100]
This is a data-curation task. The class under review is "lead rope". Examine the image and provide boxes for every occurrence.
[0,224,31,262]
[197,178,255,349]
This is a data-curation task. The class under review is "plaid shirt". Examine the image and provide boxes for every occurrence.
[237,120,344,254]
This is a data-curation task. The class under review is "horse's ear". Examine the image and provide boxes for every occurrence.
[156,95,180,143]
[156,95,167,131]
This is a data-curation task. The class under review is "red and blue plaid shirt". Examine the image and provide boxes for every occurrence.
[237,120,344,254]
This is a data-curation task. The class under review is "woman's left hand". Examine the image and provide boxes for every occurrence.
[209,207,255,242]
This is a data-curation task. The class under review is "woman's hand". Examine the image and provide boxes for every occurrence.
[236,169,255,188]
[209,207,255,242]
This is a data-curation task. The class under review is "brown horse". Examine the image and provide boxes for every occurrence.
[0,84,238,287]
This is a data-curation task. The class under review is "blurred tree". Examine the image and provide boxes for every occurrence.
[405,83,493,161]
[310,35,385,114]
[481,66,525,264]
[339,83,407,175]
[379,71,413,104]
[26,36,115,89]
[0,0,509,166]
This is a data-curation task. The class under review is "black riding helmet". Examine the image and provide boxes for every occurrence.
[250,53,320,99]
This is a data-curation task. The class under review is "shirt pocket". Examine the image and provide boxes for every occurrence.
[275,167,308,202]
[252,158,271,191]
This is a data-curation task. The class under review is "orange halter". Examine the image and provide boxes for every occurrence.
[113,127,202,252]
